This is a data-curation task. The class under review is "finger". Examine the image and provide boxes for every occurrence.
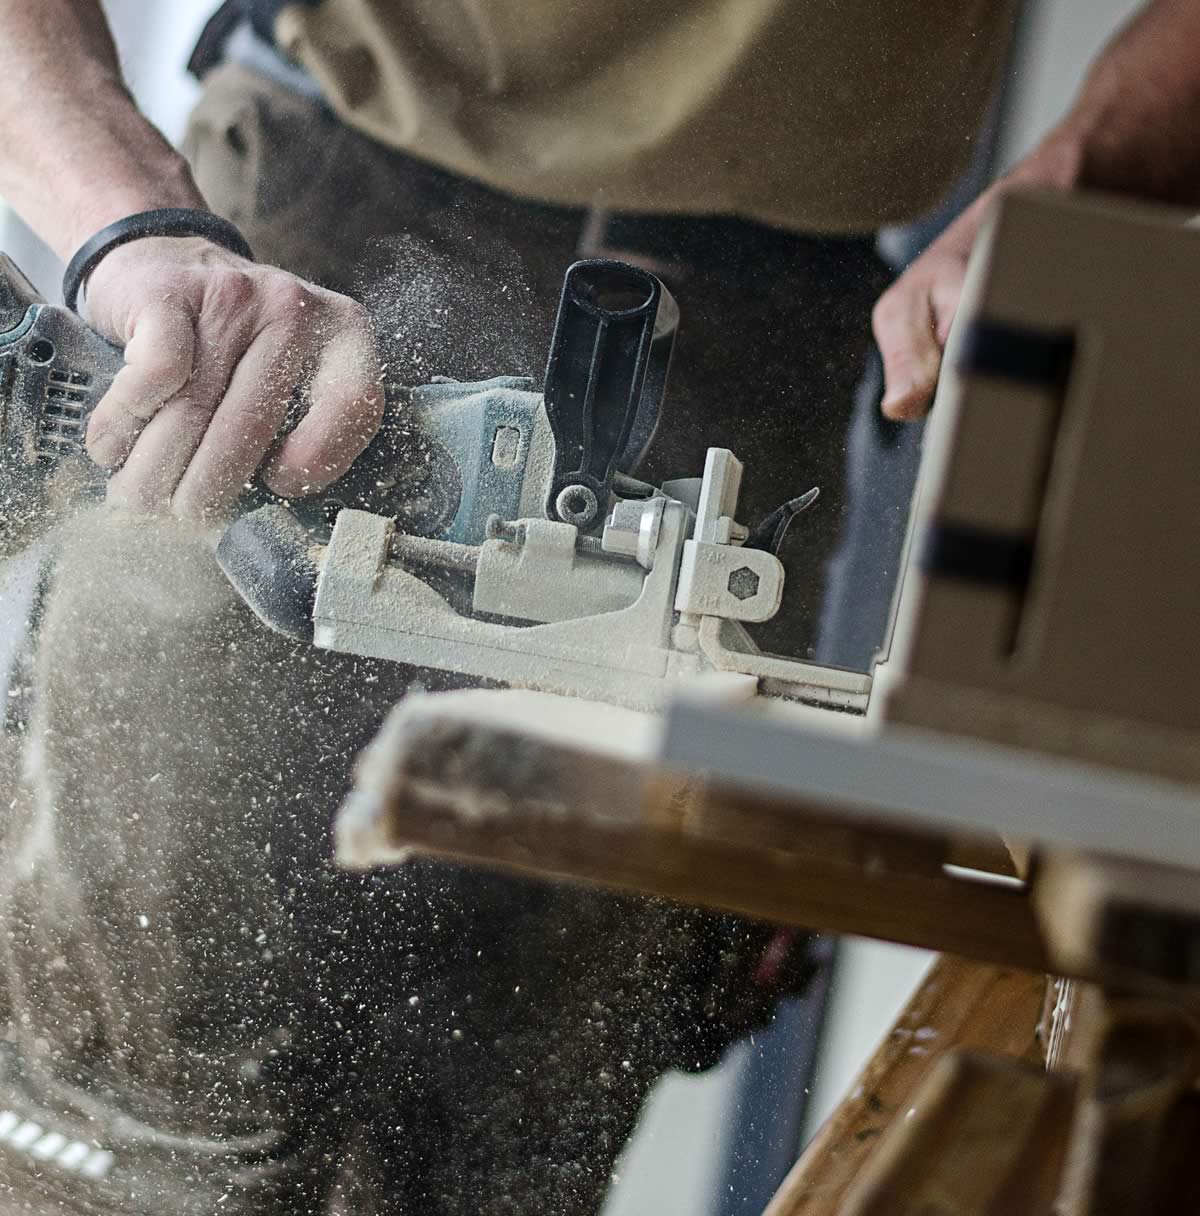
[106,309,256,514]
[873,271,945,422]
[171,311,319,517]
[877,248,972,422]
[262,302,384,498]
[85,303,196,469]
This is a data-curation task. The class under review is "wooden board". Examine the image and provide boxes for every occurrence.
[764,955,1050,1216]
[338,693,1049,972]
[839,1051,1075,1216]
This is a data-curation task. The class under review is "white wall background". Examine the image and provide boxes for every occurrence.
[104,1,212,141]
[1001,0,1142,167]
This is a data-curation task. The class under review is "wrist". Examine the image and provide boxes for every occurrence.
[64,156,209,256]
[0,73,208,259]
[66,211,254,313]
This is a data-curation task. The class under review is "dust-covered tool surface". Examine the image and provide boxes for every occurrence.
[214,259,871,712]
[331,192,1200,983]
[2,252,868,710]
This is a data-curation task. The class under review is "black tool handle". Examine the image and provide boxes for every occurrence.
[541,260,677,530]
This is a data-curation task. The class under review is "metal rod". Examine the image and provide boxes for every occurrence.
[387,532,480,575]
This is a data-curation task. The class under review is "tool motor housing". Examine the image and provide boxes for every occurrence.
[0,256,117,550]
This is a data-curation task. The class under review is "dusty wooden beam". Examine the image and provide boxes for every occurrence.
[338,699,1050,974]
[763,955,1050,1216]
[839,1051,1076,1216]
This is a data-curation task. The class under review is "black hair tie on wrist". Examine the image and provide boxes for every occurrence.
[62,208,255,313]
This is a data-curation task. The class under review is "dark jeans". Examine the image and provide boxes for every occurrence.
[0,63,886,1215]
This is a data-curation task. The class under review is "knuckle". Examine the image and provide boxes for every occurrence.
[888,395,929,422]
[148,343,194,387]
[264,276,318,318]
[872,286,907,329]
[95,383,145,426]
[105,395,155,427]
[205,268,257,316]
[341,297,372,329]
[324,375,382,424]
[326,295,373,337]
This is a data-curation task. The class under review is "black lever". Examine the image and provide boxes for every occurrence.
[541,259,677,530]
[745,487,820,555]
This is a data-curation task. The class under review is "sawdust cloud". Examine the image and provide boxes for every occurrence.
[356,229,555,393]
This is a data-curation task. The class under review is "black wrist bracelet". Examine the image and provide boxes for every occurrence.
[62,208,255,313]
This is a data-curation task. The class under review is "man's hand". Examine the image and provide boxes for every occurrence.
[872,136,1083,422]
[0,2,383,517]
[82,237,384,516]
[874,0,1200,421]
[870,215,974,423]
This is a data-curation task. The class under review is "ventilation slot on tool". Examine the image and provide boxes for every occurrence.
[36,395,88,460]
[48,368,92,387]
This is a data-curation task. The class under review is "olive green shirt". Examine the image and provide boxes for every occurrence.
[274,0,1018,233]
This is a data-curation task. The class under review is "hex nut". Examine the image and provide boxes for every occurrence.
[728,566,760,601]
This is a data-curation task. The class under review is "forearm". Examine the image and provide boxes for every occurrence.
[0,0,206,259]
[1039,0,1200,203]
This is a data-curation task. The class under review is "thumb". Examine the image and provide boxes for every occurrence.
[85,302,196,470]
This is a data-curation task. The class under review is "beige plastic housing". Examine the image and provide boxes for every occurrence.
[883,190,1200,785]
